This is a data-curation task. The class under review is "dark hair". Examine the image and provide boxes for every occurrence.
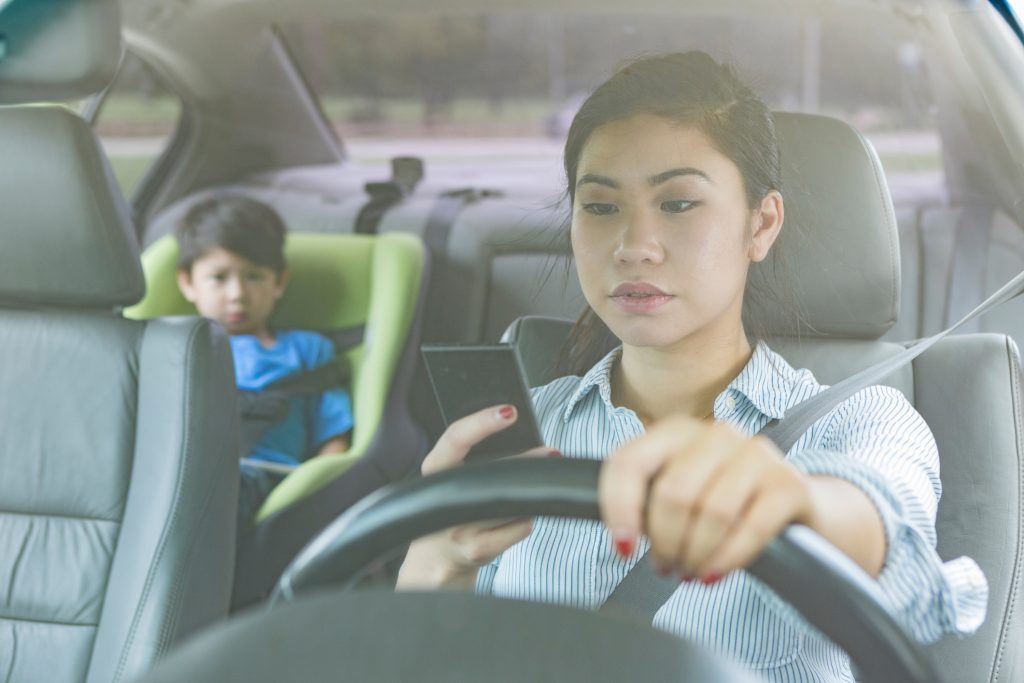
[175,194,287,273]
[559,51,795,375]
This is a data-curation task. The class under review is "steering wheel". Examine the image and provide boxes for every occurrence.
[140,458,940,683]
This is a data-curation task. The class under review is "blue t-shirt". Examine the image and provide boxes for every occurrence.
[230,330,354,467]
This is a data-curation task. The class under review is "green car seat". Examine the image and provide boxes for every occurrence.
[126,231,428,524]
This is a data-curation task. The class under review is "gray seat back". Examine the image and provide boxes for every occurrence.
[902,205,1024,341]
[504,112,1023,682]
[0,5,239,680]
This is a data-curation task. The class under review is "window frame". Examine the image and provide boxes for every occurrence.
[84,48,193,239]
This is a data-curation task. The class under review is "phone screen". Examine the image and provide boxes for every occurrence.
[421,344,544,461]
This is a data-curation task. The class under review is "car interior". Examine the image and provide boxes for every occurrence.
[3,0,1024,681]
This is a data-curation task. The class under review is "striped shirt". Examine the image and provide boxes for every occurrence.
[476,342,988,682]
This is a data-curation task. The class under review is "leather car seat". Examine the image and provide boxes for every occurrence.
[0,1,239,680]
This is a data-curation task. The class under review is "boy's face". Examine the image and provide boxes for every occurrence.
[176,247,289,337]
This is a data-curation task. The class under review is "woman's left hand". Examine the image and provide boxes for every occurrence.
[599,415,818,583]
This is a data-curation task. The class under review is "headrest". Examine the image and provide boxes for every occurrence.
[0,106,145,308]
[0,0,122,103]
[746,112,899,340]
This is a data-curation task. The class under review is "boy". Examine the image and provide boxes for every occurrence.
[174,194,354,524]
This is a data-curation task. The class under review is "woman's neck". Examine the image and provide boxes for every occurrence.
[610,324,753,426]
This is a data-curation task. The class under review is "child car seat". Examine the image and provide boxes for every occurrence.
[125,231,428,521]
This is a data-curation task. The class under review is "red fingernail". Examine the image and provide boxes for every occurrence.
[548,449,562,458]
[613,538,634,558]
[498,406,515,420]
[700,572,723,586]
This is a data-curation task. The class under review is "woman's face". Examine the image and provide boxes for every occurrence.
[571,113,781,350]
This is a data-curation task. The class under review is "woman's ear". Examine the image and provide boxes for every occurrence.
[748,191,784,263]
[176,269,197,303]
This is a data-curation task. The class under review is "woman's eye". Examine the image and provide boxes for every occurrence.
[210,274,227,283]
[661,200,695,214]
[582,202,618,216]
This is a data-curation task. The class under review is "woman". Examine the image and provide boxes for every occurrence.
[397,52,986,681]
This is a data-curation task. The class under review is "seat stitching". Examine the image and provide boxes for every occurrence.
[917,205,933,339]
[992,337,1024,682]
[3,531,29,609]
[4,624,16,683]
[154,350,233,658]
[0,614,98,628]
[0,510,119,525]
[111,321,202,683]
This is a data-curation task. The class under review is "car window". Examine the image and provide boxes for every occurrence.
[91,51,182,198]
[279,10,942,204]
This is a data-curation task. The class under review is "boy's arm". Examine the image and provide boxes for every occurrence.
[303,332,354,458]
[316,434,350,456]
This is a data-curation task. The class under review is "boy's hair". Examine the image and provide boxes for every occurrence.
[176,194,287,273]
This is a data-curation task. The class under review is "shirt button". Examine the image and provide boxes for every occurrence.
[724,395,736,411]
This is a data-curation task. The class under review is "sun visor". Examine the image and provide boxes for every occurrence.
[0,0,122,104]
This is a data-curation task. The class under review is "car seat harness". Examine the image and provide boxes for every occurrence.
[237,324,364,459]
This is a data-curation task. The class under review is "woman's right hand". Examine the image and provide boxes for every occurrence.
[395,404,555,590]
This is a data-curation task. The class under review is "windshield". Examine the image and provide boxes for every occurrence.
[278,8,947,203]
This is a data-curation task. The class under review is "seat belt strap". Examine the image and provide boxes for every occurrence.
[944,203,994,333]
[600,265,1024,623]
[255,324,365,398]
[236,325,365,457]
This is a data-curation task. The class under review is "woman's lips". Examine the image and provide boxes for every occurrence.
[609,282,674,313]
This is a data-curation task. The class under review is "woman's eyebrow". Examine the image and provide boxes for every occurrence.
[576,173,617,190]
[576,168,712,191]
[649,167,713,186]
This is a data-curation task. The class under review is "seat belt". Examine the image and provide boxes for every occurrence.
[236,324,365,459]
[600,265,1024,623]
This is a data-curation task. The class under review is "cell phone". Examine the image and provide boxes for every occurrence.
[421,343,544,462]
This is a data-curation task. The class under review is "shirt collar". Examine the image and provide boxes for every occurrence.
[720,342,796,420]
[562,346,622,423]
[561,341,797,424]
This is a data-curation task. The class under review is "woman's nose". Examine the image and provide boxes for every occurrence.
[614,211,665,265]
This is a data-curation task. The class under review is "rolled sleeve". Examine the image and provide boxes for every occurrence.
[786,385,987,643]
[476,560,500,595]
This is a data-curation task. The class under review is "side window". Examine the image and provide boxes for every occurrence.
[90,52,183,198]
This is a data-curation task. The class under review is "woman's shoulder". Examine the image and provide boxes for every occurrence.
[761,343,928,446]
[758,342,911,411]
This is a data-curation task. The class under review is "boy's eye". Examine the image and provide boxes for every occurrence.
[582,202,618,216]
[661,200,695,213]
[245,272,268,283]
[210,273,227,283]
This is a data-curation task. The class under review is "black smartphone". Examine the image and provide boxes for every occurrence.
[421,343,544,461]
